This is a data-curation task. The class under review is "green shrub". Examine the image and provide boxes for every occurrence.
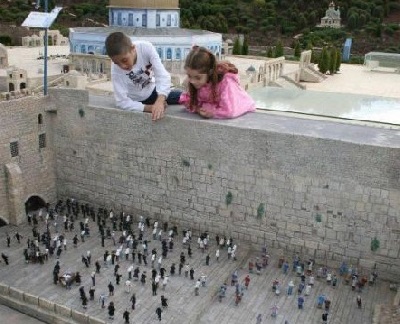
[226,191,233,206]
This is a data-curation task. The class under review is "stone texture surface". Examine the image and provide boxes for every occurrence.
[0,58,398,323]
[52,89,400,281]
[0,87,399,283]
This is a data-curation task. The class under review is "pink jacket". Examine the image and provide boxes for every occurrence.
[179,73,256,119]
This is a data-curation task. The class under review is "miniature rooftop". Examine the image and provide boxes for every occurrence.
[69,26,220,37]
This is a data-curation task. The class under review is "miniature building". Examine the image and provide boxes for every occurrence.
[22,30,69,47]
[364,52,400,73]
[69,0,222,76]
[318,2,341,28]
[21,34,42,47]
[6,67,28,92]
[246,65,257,83]
[63,70,87,89]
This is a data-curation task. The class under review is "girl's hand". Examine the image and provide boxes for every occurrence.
[198,108,213,119]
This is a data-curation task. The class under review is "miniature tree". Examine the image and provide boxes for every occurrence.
[233,38,241,55]
[242,37,249,55]
[318,47,330,74]
[329,47,337,75]
[275,40,284,57]
[294,41,301,58]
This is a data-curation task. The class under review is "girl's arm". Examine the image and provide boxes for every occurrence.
[201,74,256,119]
[179,92,201,113]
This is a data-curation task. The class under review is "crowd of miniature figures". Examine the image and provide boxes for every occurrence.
[0,197,381,323]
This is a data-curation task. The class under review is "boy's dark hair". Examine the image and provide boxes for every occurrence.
[105,32,132,57]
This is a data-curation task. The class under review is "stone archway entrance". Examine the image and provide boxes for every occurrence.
[25,195,46,215]
[0,217,7,227]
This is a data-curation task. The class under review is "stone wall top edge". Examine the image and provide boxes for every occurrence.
[85,93,400,149]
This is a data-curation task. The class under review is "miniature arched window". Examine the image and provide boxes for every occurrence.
[175,48,181,60]
[38,114,43,125]
[81,45,86,53]
[157,48,163,59]
[111,12,115,25]
[166,48,172,60]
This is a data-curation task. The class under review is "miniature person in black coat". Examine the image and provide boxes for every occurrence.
[156,306,162,321]
[123,309,130,323]
[108,301,115,319]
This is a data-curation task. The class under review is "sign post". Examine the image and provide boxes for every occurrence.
[22,3,62,95]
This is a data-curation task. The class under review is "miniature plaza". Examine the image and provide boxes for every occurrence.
[0,205,397,324]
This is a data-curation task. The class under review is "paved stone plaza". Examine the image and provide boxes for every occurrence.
[0,213,397,324]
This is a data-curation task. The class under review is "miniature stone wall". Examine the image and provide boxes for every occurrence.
[0,283,105,324]
[1,88,399,280]
[48,88,400,282]
[0,95,57,224]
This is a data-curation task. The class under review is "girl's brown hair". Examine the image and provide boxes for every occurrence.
[184,46,237,110]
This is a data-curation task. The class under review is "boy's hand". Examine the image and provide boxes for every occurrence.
[151,95,167,121]
[151,102,165,121]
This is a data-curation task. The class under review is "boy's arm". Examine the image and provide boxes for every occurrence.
[142,94,166,121]
[146,42,171,100]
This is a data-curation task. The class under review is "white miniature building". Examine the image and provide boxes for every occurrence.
[6,67,28,92]
[318,2,341,28]
[22,30,69,47]
[69,0,222,69]
[64,70,87,89]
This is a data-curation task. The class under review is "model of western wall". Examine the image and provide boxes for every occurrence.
[0,88,399,281]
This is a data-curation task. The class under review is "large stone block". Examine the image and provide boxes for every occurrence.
[23,292,39,306]
[0,283,9,295]
[9,287,24,301]
[290,238,305,247]
[88,317,107,324]
[304,240,319,250]
[71,310,89,323]
[286,222,300,232]
[38,297,55,312]
[55,304,72,318]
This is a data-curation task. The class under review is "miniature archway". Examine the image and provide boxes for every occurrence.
[25,195,46,215]
[0,217,7,227]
